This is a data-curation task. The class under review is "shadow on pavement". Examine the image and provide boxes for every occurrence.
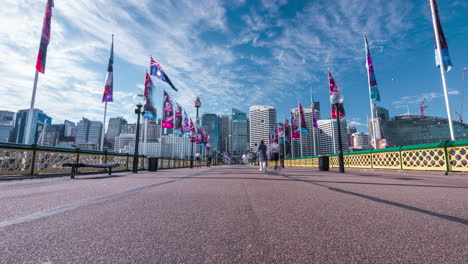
[277,173,468,225]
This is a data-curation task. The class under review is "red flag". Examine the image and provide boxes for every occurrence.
[35,0,54,74]
[329,71,345,118]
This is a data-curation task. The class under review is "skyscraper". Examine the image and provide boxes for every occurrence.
[291,106,318,157]
[249,106,276,151]
[64,120,76,137]
[11,109,51,144]
[105,117,127,150]
[0,110,15,143]
[76,118,103,150]
[202,113,220,152]
[317,119,349,155]
[231,108,249,156]
[219,115,231,154]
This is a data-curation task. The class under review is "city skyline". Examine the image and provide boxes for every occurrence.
[1,1,467,132]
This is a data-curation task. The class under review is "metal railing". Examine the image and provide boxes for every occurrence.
[285,140,468,172]
[0,143,209,177]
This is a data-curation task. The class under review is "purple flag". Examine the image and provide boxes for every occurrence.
[36,0,54,74]
[102,36,114,102]
[162,91,174,128]
[365,34,381,101]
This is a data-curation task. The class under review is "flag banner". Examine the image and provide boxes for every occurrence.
[312,108,318,128]
[299,103,310,134]
[174,103,183,136]
[205,135,210,150]
[432,0,452,72]
[332,104,346,119]
[284,120,291,142]
[102,36,114,102]
[291,112,300,139]
[329,71,346,118]
[278,123,284,144]
[365,34,381,101]
[274,129,279,142]
[190,118,196,134]
[36,0,54,74]
[162,91,174,128]
[143,72,157,119]
[150,57,178,91]
[196,126,203,144]
[183,111,191,138]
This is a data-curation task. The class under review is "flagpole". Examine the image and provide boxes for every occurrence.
[429,0,455,141]
[298,103,304,158]
[290,112,295,159]
[310,87,317,156]
[144,118,148,155]
[364,33,378,149]
[331,118,336,154]
[100,102,107,151]
[283,115,286,158]
[25,71,40,145]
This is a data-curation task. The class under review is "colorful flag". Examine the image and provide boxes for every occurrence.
[312,104,318,129]
[299,102,310,134]
[102,36,114,102]
[291,112,300,139]
[365,34,381,101]
[205,135,211,150]
[189,118,196,142]
[143,72,157,119]
[278,124,284,144]
[284,120,291,142]
[150,57,178,91]
[183,111,191,137]
[329,71,346,118]
[174,103,184,136]
[431,0,452,72]
[162,91,174,128]
[35,0,54,74]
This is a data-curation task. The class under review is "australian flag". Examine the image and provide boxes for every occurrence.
[150,57,178,91]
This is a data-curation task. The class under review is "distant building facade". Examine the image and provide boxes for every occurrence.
[231,108,249,156]
[202,113,220,152]
[249,106,276,151]
[317,119,349,155]
[11,109,51,144]
[0,110,15,143]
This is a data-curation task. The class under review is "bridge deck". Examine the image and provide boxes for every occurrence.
[0,166,466,263]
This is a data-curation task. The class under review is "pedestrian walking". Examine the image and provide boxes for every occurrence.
[207,155,212,167]
[257,140,267,172]
[195,153,201,168]
[270,140,280,170]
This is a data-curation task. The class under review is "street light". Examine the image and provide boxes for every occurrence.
[190,96,202,168]
[133,94,146,173]
[330,92,345,173]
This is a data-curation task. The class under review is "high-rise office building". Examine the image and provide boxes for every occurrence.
[202,113,220,152]
[76,118,103,150]
[351,132,370,149]
[0,110,15,143]
[219,115,231,153]
[11,109,51,144]
[249,106,276,151]
[290,107,319,158]
[106,117,127,142]
[317,119,349,155]
[64,120,76,137]
[231,108,249,156]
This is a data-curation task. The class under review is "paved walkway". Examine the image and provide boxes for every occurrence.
[0,166,466,263]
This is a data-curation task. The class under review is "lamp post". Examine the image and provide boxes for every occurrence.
[330,92,345,173]
[191,96,202,168]
[133,94,146,173]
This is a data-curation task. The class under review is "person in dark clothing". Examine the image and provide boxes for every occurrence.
[257,140,267,172]
[207,155,212,167]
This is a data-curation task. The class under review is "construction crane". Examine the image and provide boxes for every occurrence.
[420,98,428,117]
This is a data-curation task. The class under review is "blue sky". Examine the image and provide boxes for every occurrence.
[0,0,467,131]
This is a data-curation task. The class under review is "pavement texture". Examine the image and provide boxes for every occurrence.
[0,166,466,263]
